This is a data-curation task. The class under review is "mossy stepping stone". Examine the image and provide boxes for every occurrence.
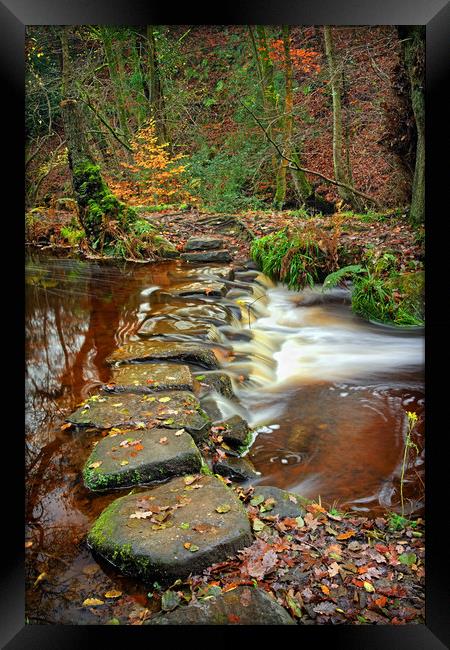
[169,303,234,326]
[250,486,308,519]
[172,281,227,298]
[137,319,221,342]
[66,391,210,441]
[180,250,232,263]
[87,475,253,582]
[83,428,202,491]
[106,340,219,369]
[146,586,295,625]
[184,237,225,251]
[106,363,193,393]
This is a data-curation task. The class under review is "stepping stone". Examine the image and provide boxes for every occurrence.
[219,415,251,449]
[213,457,261,483]
[234,270,260,283]
[181,250,232,263]
[194,371,235,400]
[249,486,308,519]
[87,474,253,582]
[172,281,227,298]
[137,318,221,342]
[146,586,295,625]
[186,266,235,281]
[106,340,219,369]
[83,428,202,491]
[105,363,193,394]
[184,237,224,251]
[170,303,234,326]
[66,391,210,441]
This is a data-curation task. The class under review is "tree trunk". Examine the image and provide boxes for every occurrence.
[273,25,294,209]
[100,27,131,142]
[59,27,136,248]
[399,26,425,225]
[147,26,167,142]
[324,26,361,210]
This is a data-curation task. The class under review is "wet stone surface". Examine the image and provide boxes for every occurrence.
[146,586,295,625]
[213,456,261,483]
[83,428,202,491]
[185,266,235,281]
[137,318,221,342]
[168,303,235,326]
[184,236,225,251]
[195,371,235,400]
[67,391,211,441]
[250,486,308,519]
[219,415,250,448]
[181,250,232,263]
[171,281,228,298]
[106,340,220,369]
[87,475,253,582]
[106,363,193,393]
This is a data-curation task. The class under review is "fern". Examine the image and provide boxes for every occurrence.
[322,264,365,290]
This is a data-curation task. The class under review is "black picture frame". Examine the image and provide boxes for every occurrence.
[3,0,449,646]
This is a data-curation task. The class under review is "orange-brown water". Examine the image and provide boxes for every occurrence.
[25,255,424,623]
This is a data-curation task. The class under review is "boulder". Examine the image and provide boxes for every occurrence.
[83,428,202,491]
[249,486,308,519]
[105,363,193,394]
[66,391,210,441]
[181,250,232,263]
[87,475,253,582]
[213,457,261,483]
[146,586,295,625]
[184,237,224,251]
[195,371,235,400]
[220,415,251,448]
[106,340,219,369]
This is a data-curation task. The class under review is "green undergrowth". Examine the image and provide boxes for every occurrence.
[251,228,424,327]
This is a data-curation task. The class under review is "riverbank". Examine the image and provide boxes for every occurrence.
[26,249,424,625]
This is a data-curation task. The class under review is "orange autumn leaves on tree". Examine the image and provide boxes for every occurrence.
[265,39,321,73]
[109,120,194,206]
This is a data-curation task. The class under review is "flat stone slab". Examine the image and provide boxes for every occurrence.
[87,475,253,582]
[186,266,234,281]
[250,486,308,519]
[213,457,261,483]
[184,237,224,251]
[66,391,210,441]
[147,586,295,625]
[169,303,234,326]
[106,340,219,369]
[105,363,193,393]
[138,318,221,342]
[83,428,202,491]
[172,281,227,298]
[220,415,250,448]
[181,250,232,263]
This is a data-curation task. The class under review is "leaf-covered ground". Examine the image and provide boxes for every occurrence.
[75,487,424,626]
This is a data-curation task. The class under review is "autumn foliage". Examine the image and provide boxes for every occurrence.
[109,120,195,207]
[267,39,321,73]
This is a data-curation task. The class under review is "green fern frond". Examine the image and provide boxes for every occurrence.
[322,264,365,291]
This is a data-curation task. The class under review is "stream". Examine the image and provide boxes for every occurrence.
[25,254,424,623]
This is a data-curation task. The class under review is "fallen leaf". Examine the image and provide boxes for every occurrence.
[364,581,375,593]
[337,530,356,540]
[104,590,122,599]
[216,504,231,513]
[175,429,185,436]
[159,437,168,445]
[130,510,153,519]
[25,541,33,548]
[82,598,104,607]
[120,460,129,466]
[158,396,171,403]
[88,461,103,469]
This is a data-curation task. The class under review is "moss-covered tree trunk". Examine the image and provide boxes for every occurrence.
[324,26,361,211]
[273,26,293,209]
[60,27,136,249]
[399,26,425,225]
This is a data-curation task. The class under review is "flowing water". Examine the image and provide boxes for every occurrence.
[25,254,424,623]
